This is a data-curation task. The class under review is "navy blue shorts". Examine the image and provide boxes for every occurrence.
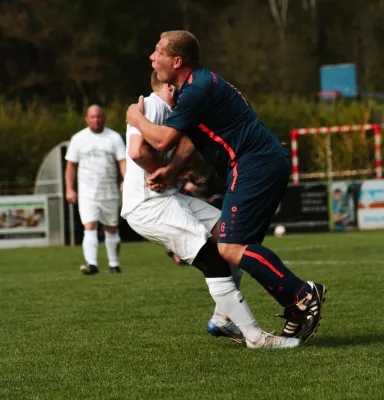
[218,156,290,244]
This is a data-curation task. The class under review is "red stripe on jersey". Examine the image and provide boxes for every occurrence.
[230,161,238,191]
[198,124,236,160]
[198,123,238,190]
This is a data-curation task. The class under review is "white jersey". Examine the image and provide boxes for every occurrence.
[121,93,177,215]
[65,127,126,200]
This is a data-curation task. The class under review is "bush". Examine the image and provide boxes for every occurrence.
[0,100,128,184]
[0,97,382,185]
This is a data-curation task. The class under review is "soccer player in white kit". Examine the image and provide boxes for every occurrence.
[65,105,126,275]
[121,72,299,349]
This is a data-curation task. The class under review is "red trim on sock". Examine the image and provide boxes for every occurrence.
[243,250,285,278]
[285,283,307,308]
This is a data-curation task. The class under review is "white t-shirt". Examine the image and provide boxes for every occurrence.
[65,127,126,200]
[121,93,177,215]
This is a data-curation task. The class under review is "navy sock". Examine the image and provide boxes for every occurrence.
[239,243,311,307]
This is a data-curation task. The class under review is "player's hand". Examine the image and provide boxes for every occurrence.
[148,166,178,186]
[146,168,168,193]
[66,189,77,204]
[126,96,145,127]
[137,95,144,114]
[146,180,166,193]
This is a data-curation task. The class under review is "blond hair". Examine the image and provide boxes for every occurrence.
[151,70,165,92]
[160,30,200,68]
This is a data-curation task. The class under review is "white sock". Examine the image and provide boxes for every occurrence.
[104,231,121,267]
[212,264,243,322]
[206,277,262,342]
[83,230,98,266]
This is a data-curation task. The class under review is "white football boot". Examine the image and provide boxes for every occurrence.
[246,331,300,349]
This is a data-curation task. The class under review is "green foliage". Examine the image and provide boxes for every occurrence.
[1,97,382,184]
[2,0,384,102]
[255,96,383,178]
[0,100,126,183]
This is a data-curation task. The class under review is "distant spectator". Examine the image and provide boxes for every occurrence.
[333,188,346,231]
[177,169,201,198]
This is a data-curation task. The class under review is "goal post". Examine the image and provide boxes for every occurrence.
[291,124,382,184]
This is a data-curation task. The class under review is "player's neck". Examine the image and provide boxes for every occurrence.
[89,127,104,134]
[174,68,194,89]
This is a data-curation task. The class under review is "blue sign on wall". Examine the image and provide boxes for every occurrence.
[320,63,357,97]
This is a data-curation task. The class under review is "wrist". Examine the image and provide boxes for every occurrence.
[163,163,177,175]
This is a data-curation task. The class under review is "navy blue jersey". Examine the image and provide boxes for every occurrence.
[164,65,289,181]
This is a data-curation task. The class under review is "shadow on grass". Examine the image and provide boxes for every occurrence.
[308,334,384,347]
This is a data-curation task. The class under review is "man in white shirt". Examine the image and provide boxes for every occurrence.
[65,105,126,275]
[121,72,299,349]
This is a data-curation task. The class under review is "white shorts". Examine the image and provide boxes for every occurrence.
[79,198,120,226]
[124,193,221,265]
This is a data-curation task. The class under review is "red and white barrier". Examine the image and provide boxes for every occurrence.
[290,124,382,184]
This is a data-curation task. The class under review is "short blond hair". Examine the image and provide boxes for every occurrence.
[151,70,164,92]
[161,30,200,68]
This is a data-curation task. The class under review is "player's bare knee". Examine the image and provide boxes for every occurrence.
[104,226,118,234]
[218,243,245,265]
[84,222,98,230]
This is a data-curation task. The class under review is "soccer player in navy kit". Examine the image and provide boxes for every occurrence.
[126,30,326,343]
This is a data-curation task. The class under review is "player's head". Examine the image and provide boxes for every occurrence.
[85,105,105,133]
[150,30,200,85]
[151,70,175,107]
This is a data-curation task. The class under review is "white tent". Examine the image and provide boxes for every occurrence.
[34,141,71,246]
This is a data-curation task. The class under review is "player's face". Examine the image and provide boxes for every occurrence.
[85,108,105,133]
[150,39,176,84]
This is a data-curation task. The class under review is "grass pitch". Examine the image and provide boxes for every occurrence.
[0,231,383,399]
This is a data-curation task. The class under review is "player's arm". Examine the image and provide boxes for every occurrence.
[117,158,126,192]
[127,95,184,152]
[65,161,78,204]
[147,136,195,188]
[118,158,126,178]
[167,135,195,176]
[129,134,165,173]
[130,113,182,153]
[127,84,207,152]
[114,134,127,178]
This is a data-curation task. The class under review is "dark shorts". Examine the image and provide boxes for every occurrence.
[218,156,290,244]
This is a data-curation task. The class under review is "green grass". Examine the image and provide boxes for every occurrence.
[1,231,384,399]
